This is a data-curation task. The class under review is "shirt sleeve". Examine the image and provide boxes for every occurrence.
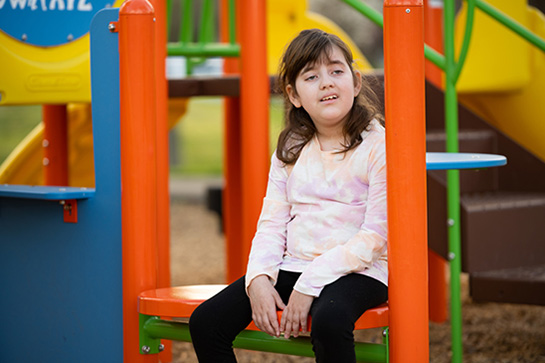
[245,153,291,293]
[294,136,388,297]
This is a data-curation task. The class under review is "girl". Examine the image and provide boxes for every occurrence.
[190,28,388,363]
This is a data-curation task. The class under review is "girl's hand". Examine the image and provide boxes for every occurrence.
[280,290,314,339]
[247,275,286,337]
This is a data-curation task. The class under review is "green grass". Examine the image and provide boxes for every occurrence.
[0,105,42,164]
[170,96,285,176]
[0,98,286,177]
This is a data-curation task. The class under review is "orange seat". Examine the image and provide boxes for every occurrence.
[138,285,389,331]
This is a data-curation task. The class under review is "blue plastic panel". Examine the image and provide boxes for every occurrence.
[0,9,123,363]
[0,0,114,46]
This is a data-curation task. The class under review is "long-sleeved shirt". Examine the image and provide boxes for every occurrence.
[245,119,388,297]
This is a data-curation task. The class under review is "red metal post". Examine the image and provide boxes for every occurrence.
[383,1,429,362]
[42,104,69,186]
[118,0,159,361]
[239,0,269,278]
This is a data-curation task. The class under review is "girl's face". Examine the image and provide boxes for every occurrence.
[286,46,361,135]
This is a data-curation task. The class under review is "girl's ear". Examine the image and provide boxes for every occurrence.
[286,84,302,108]
[353,69,363,95]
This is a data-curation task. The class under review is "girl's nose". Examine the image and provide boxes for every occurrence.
[320,75,334,89]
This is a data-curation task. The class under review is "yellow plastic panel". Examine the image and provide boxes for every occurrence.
[266,0,371,77]
[455,0,530,92]
[459,7,545,162]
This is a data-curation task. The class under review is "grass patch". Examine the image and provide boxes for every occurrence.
[170,96,285,176]
[0,105,42,164]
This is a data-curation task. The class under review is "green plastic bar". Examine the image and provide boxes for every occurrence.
[199,0,214,44]
[142,318,387,363]
[229,0,236,45]
[444,1,463,363]
[341,0,383,27]
[424,44,446,70]
[453,0,476,83]
[181,0,193,44]
[167,42,240,57]
[166,0,172,36]
[342,0,445,70]
[473,0,545,52]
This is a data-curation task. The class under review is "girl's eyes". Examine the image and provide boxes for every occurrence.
[304,70,343,81]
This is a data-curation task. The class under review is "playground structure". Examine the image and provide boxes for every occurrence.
[1,0,544,363]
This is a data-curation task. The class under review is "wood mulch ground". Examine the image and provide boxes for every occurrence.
[169,199,545,362]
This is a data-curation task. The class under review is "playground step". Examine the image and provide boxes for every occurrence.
[461,191,545,273]
[428,189,545,273]
[470,264,545,305]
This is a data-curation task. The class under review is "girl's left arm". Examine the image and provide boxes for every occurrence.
[294,138,388,297]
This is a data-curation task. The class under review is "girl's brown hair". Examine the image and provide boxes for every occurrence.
[276,28,384,165]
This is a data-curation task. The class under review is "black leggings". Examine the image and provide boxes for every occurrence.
[189,270,388,363]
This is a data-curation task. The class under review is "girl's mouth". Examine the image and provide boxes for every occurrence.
[321,95,338,102]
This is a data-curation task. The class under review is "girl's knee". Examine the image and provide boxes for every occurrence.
[310,308,353,341]
[189,302,215,339]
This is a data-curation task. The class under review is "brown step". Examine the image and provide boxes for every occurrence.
[470,265,545,305]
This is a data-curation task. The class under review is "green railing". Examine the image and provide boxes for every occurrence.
[343,1,545,363]
[166,0,240,73]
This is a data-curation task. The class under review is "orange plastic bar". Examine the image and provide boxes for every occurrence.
[239,0,269,274]
[424,0,444,87]
[42,104,68,186]
[424,0,448,324]
[383,1,429,362]
[149,0,172,359]
[220,0,245,282]
[118,1,159,362]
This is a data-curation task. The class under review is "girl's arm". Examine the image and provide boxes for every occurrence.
[294,137,388,297]
[245,153,291,292]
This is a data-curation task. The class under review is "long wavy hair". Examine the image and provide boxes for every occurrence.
[276,29,384,165]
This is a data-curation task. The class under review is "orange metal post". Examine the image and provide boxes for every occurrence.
[42,104,69,186]
[221,0,244,283]
[149,0,172,359]
[424,0,444,87]
[118,0,159,362]
[424,0,448,324]
[383,1,429,362]
[239,0,269,277]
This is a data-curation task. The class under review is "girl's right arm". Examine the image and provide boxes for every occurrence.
[245,154,291,337]
[245,153,291,290]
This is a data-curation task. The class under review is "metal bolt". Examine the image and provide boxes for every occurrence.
[406,8,411,13]
[141,345,151,354]
[108,23,116,32]
[158,344,165,352]
[67,34,74,41]
[448,252,456,261]
[59,200,66,206]
[42,139,50,147]
[21,34,28,41]
[447,218,455,227]
[43,157,50,166]
[382,329,388,337]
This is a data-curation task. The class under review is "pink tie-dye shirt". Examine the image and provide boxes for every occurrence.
[246,119,388,297]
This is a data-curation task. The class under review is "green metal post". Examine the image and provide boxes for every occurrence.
[444,1,463,363]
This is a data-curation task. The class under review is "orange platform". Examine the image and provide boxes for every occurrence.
[138,285,389,331]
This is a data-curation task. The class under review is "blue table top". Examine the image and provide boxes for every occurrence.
[426,152,507,170]
[0,185,95,200]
